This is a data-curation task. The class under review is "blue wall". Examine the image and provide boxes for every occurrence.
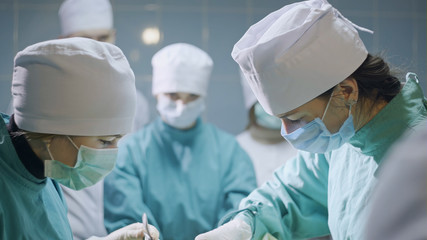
[0,0,425,135]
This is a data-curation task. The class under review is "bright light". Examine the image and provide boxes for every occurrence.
[141,27,161,45]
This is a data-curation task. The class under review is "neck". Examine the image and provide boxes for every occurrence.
[26,138,50,162]
[354,99,388,131]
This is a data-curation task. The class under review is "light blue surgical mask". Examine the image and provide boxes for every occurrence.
[281,93,355,153]
[44,136,118,190]
[254,102,282,130]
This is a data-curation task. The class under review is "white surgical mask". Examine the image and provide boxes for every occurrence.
[44,136,118,190]
[156,94,205,129]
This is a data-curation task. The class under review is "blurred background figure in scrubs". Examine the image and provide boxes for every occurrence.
[237,71,297,186]
[365,119,427,240]
[104,43,257,240]
[0,37,158,240]
[58,0,151,132]
[58,0,151,239]
[196,0,427,239]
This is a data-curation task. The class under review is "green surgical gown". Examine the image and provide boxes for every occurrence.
[0,114,73,239]
[104,117,257,240]
[234,73,427,240]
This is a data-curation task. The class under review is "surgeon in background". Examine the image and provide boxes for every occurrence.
[57,0,151,239]
[196,0,427,239]
[237,71,297,186]
[104,43,257,240]
[58,0,151,131]
[0,37,158,240]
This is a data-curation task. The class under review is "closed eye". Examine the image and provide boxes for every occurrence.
[99,139,115,147]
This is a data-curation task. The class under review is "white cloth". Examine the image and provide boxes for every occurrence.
[232,0,370,116]
[237,130,298,186]
[132,90,151,132]
[151,43,213,96]
[195,219,252,240]
[62,181,107,240]
[365,120,427,240]
[12,37,136,136]
[59,0,113,36]
[240,70,257,110]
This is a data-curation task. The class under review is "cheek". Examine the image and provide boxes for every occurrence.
[324,107,348,133]
[74,137,101,149]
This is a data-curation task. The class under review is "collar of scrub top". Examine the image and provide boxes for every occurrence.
[7,114,45,179]
[157,116,203,143]
[349,74,426,164]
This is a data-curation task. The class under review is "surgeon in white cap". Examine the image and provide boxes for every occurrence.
[59,0,116,43]
[58,0,151,131]
[0,38,159,239]
[103,43,257,240]
[57,1,151,239]
[237,71,297,186]
[196,0,427,239]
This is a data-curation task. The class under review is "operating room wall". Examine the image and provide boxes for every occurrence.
[0,0,425,135]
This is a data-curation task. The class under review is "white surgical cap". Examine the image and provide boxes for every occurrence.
[151,43,213,97]
[12,37,136,136]
[232,0,370,116]
[240,70,257,110]
[59,0,113,36]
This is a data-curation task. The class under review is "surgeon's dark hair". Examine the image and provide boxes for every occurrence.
[319,54,402,103]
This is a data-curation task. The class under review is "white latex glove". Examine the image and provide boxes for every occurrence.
[88,223,159,240]
[195,219,252,240]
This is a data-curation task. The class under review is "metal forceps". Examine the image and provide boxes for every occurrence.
[142,213,153,240]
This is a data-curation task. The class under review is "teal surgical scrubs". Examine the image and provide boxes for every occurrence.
[0,114,73,239]
[104,117,257,240]
[234,73,427,239]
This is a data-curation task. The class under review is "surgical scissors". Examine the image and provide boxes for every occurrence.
[142,213,153,240]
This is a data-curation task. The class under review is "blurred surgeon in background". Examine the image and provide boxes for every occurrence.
[196,0,427,239]
[57,0,151,239]
[104,43,257,240]
[237,71,297,186]
[365,119,427,240]
[0,37,158,240]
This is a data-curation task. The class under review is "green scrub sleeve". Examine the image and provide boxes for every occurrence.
[217,140,257,223]
[235,151,331,240]
[104,143,159,235]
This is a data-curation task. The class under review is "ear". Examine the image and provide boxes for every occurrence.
[338,77,358,105]
[109,29,117,44]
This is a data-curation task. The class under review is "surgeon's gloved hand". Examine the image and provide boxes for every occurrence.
[88,223,159,240]
[195,219,252,240]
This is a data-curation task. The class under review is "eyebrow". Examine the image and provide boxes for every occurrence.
[100,134,123,139]
[277,111,294,118]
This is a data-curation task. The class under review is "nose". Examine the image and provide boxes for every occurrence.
[281,118,301,134]
[181,98,191,104]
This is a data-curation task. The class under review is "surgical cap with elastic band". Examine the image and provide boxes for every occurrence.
[12,37,136,136]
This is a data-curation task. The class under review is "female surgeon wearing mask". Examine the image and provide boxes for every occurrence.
[0,37,159,240]
[196,0,427,239]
